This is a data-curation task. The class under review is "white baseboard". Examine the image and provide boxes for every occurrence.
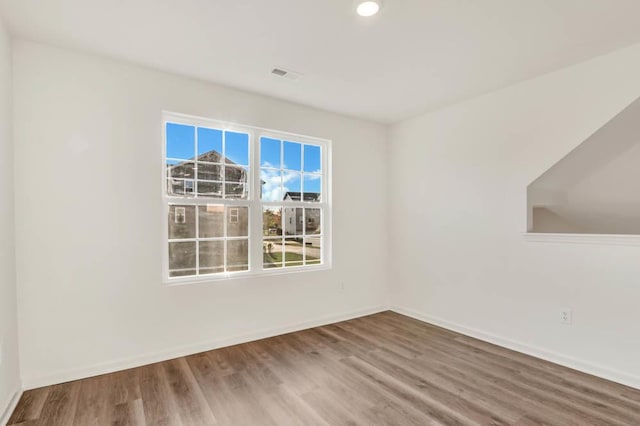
[18,305,640,399]
[1,386,23,426]
[391,306,640,391]
[23,305,389,390]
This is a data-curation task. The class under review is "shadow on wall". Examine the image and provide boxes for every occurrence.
[527,95,640,235]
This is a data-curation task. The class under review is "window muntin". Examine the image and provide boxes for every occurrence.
[262,206,322,269]
[166,123,249,200]
[164,114,330,282]
[259,136,324,271]
[259,138,322,203]
[165,121,251,278]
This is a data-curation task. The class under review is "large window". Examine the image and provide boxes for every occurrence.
[163,113,331,283]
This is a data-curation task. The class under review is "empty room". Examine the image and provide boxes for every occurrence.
[2,0,640,424]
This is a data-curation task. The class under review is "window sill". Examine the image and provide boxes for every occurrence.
[523,232,640,246]
[164,264,332,286]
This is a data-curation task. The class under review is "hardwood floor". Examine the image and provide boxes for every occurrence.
[8,311,640,425]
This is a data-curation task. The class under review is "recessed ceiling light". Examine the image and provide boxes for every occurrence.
[356,1,381,17]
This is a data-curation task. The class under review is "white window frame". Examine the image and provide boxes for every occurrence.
[162,111,332,285]
[174,207,186,224]
[229,207,239,224]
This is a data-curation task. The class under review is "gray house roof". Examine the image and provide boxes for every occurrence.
[283,192,320,202]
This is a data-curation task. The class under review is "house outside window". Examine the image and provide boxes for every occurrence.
[163,112,331,283]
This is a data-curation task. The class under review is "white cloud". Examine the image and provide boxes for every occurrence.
[260,168,284,201]
[305,172,321,180]
[260,167,315,201]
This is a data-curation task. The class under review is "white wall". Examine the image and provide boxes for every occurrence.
[12,29,640,396]
[528,95,640,234]
[390,42,640,388]
[560,141,640,234]
[0,16,21,422]
[529,141,640,233]
[13,41,389,388]
[569,142,640,208]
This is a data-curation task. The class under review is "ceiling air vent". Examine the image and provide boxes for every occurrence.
[271,67,303,81]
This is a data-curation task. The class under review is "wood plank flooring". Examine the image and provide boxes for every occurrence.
[8,311,640,425]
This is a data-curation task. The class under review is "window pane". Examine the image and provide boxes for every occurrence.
[303,174,321,202]
[225,183,248,199]
[199,240,224,275]
[283,172,301,198]
[227,239,249,272]
[166,123,195,160]
[283,141,302,171]
[198,205,224,238]
[168,205,196,239]
[198,127,222,156]
[197,163,222,181]
[225,166,248,183]
[260,169,282,201]
[304,145,321,173]
[197,181,223,198]
[167,179,195,197]
[305,208,321,235]
[225,131,249,166]
[305,237,322,265]
[263,207,282,236]
[284,207,303,236]
[168,241,196,277]
[263,238,282,269]
[284,238,304,268]
[224,164,248,199]
[227,207,249,237]
[167,161,195,179]
[261,137,281,168]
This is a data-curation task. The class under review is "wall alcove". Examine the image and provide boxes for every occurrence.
[527,96,640,237]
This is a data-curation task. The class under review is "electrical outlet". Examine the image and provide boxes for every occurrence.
[340,282,345,291]
[560,308,572,325]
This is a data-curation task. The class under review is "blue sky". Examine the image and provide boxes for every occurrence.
[260,137,322,201]
[166,123,249,166]
[260,137,321,173]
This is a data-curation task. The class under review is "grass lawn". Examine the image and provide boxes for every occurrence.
[264,251,319,267]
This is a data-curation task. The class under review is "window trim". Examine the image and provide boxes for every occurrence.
[162,111,332,285]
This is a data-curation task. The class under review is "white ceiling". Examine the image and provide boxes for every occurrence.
[2,0,640,123]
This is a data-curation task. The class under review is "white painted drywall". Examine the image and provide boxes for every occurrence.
[390,42,640,387]
[528,96,640,234]
[11,27,640,396]
[559,141,640,234]
[0,16,21,421]
[13,41,389,388]
[569,142,640,209]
